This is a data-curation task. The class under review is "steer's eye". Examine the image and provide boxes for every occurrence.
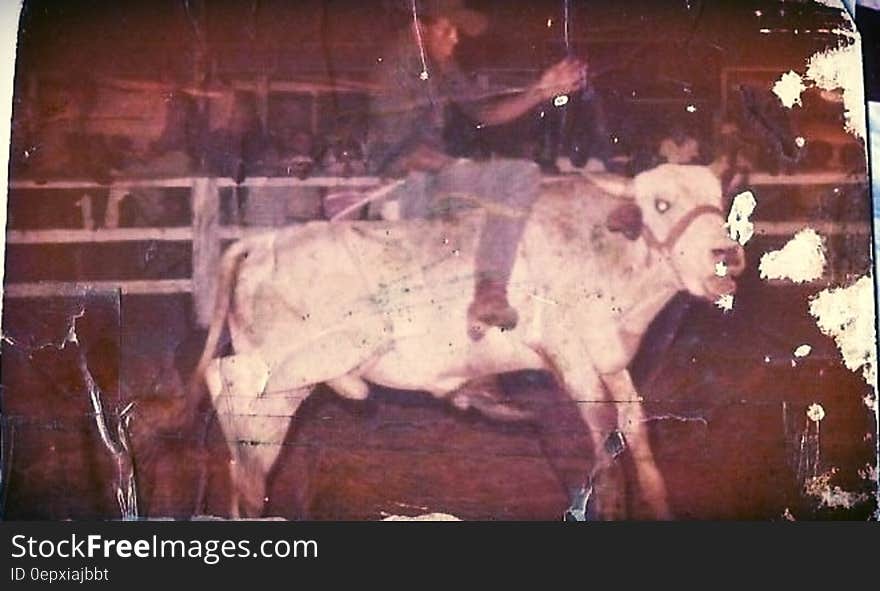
[655,198,671,214]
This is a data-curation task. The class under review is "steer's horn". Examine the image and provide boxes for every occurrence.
[585,173,634,198]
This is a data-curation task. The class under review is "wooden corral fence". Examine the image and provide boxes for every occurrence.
[3,172,870,327]
[5,175,380,326]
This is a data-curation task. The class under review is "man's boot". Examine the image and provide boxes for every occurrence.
[468,277,519,332]
[467,213,526,338]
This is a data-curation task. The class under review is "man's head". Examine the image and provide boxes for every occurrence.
[415,0,487,64]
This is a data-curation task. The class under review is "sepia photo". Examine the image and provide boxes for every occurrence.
[1,0,876,520]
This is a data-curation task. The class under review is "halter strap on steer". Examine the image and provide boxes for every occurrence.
[641,205,724,251]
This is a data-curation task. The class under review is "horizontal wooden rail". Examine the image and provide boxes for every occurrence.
[3,280,193,298]
[6,227,193,244]
[755,221,870,236]
[9,176,383,191]
[747,172,867,186]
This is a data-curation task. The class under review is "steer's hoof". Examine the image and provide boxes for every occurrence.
[563,485,593,522]
[449,390,535,423]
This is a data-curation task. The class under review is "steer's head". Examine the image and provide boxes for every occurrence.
[603,164,746,300]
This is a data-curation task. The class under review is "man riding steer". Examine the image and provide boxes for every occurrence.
[368,0,587,338]
[193,163,745,519]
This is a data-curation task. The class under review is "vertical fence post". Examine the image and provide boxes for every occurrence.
[78,193,95,230]
[256,74,269,130]
[192,177,219,327]
[104,187,127,229]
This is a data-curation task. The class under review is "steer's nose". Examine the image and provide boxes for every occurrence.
[713,245,746,276]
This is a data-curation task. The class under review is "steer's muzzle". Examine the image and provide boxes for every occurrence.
[713,245,746,277]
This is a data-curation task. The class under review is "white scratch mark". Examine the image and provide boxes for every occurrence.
[809,275,877,387]
[119,401,136,419]
[25,307,87,353]
[831,26,858,40]
[810,0,840,8]
[382,512,461,521]
[765,9,865,139]
[805,42,866,139]
[529,293,559,306]
[795,136,806,148]
[759,228,827,283]
[715,294,734,312]
[65,308,86,346]
[644,414,709,426]
[772,70,807,108]
[794,344,813,358]
[715,261,728,277]
[858,464,878,482]
[410,0,430,81]
[804,469,869,509]
[726,191,757,245]
[806,403,826,422]
[393,501,429,511]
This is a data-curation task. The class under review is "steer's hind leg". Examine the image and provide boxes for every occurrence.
[205,354,312,518]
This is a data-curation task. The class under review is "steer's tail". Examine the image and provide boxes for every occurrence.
[188,239,253,398]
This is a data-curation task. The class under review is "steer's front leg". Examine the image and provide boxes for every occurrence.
[599,369,672,520]
[542,344,627,520]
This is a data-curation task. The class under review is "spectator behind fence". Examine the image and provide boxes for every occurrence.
[242,127,323,226]
[109,91,197,228]
[111,136,194,228]
[319,133,368,178]
[204,90,267,184]
[658,124,700,165]
[712,120,757,195]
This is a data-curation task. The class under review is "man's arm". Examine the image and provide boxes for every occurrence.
[471,58,589,127]
[384,58,589,173]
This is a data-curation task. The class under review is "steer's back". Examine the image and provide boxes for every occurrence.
[225,218,484,356]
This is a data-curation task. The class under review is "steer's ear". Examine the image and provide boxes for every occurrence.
[585,173,634,198]
[606,202,643,240]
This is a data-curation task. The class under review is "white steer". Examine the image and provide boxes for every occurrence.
[193,163,745,519]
